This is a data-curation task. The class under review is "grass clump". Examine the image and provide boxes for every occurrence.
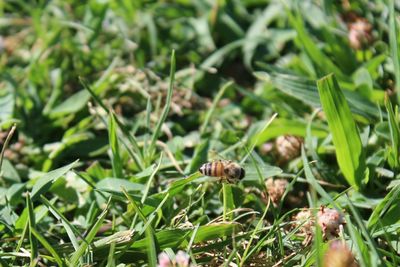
[1,1,400,266]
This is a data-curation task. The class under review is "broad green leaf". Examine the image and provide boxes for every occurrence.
[131,229,189,250]
[31,160,79,201]
[317,74,366,190]
[50,90,90,116]
[96,178,145,194]
[194,223,240,243]
[249,119,328,145]
[255,68,382,121]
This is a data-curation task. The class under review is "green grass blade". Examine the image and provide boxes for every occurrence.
[301,147,337,208]
[106,241,116,267]
[108,112,123,178]
[385,97,400,169]
[317,74,366,190]
[222,184,234,221]
[286,6,346,80]
[40,196,82,251]
[0,123,16,174]
[345,195,381,266]
[69,198,111,266]
[31,160,79,201]
[148,50,176,160]
[30,227,65,266]
[26,193,38,264]
[79,77,144,170]
[367,184,400,231]
[199,81,233,135]
[389,0,400,104]
[122,188,157,267]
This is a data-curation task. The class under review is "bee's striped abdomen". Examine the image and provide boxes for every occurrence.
[199,161,225,177]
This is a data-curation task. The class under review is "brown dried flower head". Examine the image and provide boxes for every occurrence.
[294,208,314,245]
[275,135,303,162]
[323,240,359,267]
[317,206,346,239]
[265,178,288,206]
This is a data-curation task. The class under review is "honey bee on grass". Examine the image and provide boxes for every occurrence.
[199,160,245,184]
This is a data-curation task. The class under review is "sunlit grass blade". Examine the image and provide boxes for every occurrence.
[222,184,234,221]
[26,193,38,264]
[384,97,400,169]
[317,74,366,190]
[389,0,400,104]
[30,160,79,201]
[0,123,16,174]
[69,198,111,266]
[108,112,123,178]
[147,50,176,162]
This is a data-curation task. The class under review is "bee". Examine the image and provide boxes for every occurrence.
[199,160,245,184]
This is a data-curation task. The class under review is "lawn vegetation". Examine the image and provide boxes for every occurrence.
[1,1,400,266]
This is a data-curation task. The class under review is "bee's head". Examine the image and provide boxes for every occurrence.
[239,168,246,180]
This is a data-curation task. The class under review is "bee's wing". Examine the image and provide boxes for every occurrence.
[242,163,282,181]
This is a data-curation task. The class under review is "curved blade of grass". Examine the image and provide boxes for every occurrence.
[31,160,79,201]
[367,184,400,231]
[249,118,328,145]
[69,198,111,266]
[26,193,38,263]
[254,68,382,121]
[201,39,245,69]
[286,6,346,81]
[242,113,277,163]
[108,112,123,178]
[40,196,82,251]
[317,74,366,190]
[0,123,16,174]
[147,50,175,161]
[30,227,65,266]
